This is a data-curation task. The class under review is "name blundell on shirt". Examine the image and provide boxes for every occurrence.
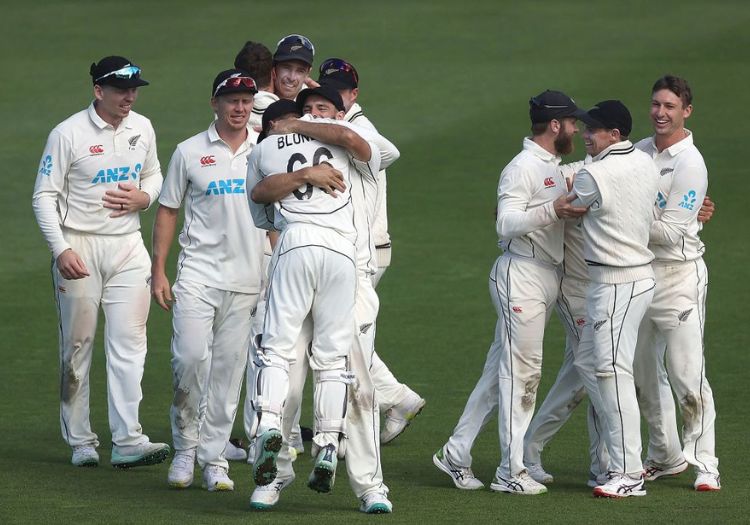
[276,133,313,150]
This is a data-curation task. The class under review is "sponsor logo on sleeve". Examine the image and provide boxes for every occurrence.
[678,190,697,211]
[655,192,667,209]
[39,155,53,176]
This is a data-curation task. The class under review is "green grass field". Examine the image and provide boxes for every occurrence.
[1,0,749,523]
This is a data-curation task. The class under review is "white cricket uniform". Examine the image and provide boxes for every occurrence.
[572,140,659,477]
[249,118,399,498]
[249,90,279,130]
[445,138,564,480]
[633,132,718,475]
[32,103,162,448]
[159,122,265,469]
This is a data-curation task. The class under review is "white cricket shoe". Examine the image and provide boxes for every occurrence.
[381,391,425,444]
[225,439,248,462]
[526,463,553,484]
[167,448,196,489]
[593,473,646,498]
[202,464,235,491]
[586,472,611,488]
[432,446,484,490]
[643,459,688,481]
[490,470,547,495]
[694,470,721,492]
[250,475,295,510]
[111,442,170,468]
[71,445,99,467]
[359,490,393,514]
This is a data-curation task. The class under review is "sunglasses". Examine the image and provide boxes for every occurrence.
[95,65,142,82]
[277,34,315,54]
[529,96,571,110]
[213,75,257,97]
[319,58,358,84]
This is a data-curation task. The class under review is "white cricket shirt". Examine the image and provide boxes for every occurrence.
[249,90,279,130]
[496,138,566,266]
[634,131,707,262]
[247,115,381,255]
[160,122,266,294]
[32,103,162,258]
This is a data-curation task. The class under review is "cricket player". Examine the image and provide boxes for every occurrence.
[319,57,425,444]
[32,55,169,468]
[571,100,660,498]
[246,92,393,513]
[234,41,278,130]
[433,90,587,494]
[633,75,720,491]
[150,70,266,491]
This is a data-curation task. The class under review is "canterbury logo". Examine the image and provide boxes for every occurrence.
[576,318,586,326]
[677,309,693,322]
[128,135,141,148]
[89,145,104,154]
[512,306,523,313]
[594,320,607,331]
[544,177,555,188]
[200,155,216,166]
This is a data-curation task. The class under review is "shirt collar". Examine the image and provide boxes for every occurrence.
[345,102,362,121]
[207,120,254,154]
[592,140,634,162]
[88,101,132,130]
[523,137,561,164]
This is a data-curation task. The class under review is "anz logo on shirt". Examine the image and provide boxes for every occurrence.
[655,192,667,209]
[205,179,245,196]
[678,190,697,211]
[91,164,142,184]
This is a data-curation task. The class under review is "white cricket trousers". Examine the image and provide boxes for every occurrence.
[584,277,655,476]
[52,230,151,448]
[169,280,256,469]
[523,276,609,478]
[634,258,718,474]
[445,254,557,477]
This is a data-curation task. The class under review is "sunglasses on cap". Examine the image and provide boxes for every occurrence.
[529,96,571,110]
[95,65,142,82]
[319,58,358,84]
[213,76,257,97]
[277,34,315,54]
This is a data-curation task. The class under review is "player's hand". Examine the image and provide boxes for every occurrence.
[304,76,320,89]
[267,118,300,136]
[103,183,150,217]
[305,163,345,197]
[150,271,173,311]
[698,195,715,223]
[56,249,90,280]
[553,193,588,219]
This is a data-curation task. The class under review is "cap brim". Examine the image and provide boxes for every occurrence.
[273,53,312,66]
[576,110,605,129]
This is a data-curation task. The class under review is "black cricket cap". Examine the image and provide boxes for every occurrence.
[318,58,358,90]
[529,90,586,123]
[579,100,633,137]
[297,86,345,113]
[273,34,314,66]
[258,99,302,143]
[90,56,149,88]
[211,69,258,98]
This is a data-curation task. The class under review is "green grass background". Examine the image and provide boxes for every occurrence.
[1,0,749,523]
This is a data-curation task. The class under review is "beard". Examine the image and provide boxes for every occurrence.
[554,129,575,156]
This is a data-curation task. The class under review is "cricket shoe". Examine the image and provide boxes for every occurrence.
[252,429,283,486]
[694,470,721,492]
[202,464,234,491]
[226,438,248,462]
[250,474,295,510]
[587,472,612,488]
[593,473,647,498]
[308,444,337,493]
[359,490,393,514]
[490,471,547,495]
[526,463,554,484]
[432,445,484,490]
[111,442,170,468]
[71,445,99,467]
[381,392,426,444]
[643,459,688,481]
[167,448,196,488]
